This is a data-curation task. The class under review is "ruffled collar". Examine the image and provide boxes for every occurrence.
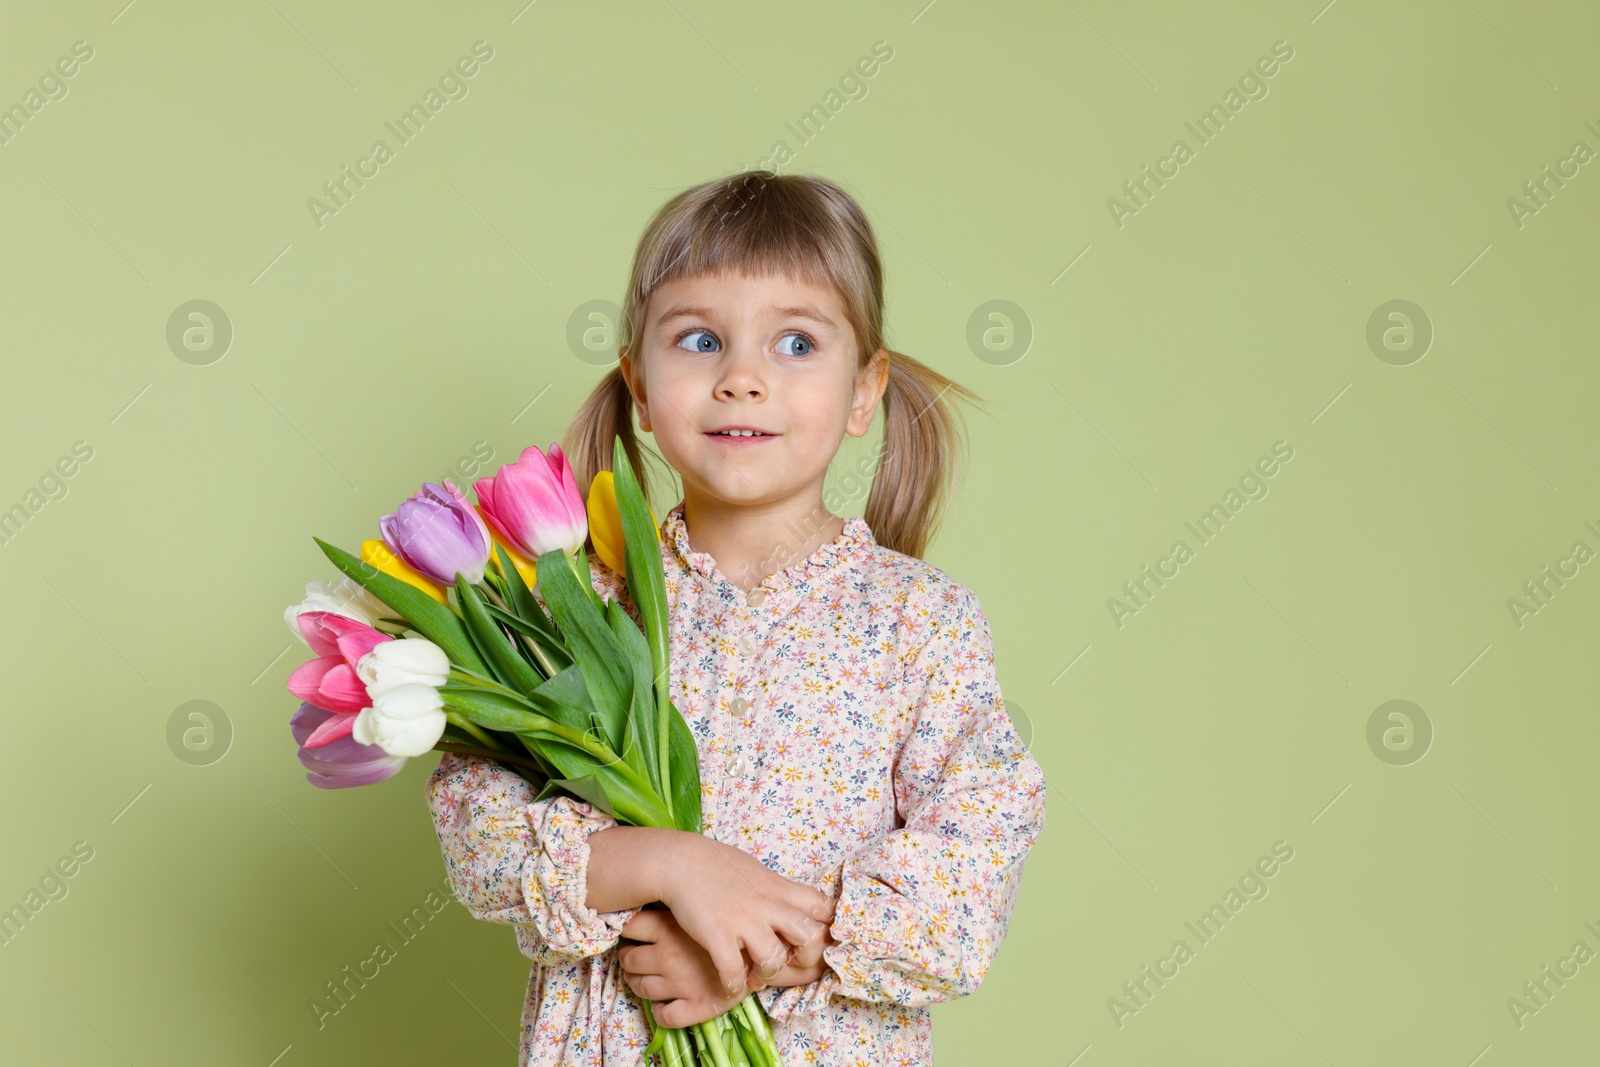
[661,502,875,591]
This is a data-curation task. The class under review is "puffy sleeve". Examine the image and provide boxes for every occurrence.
[425,751,644,966]
[756,584,1047,1019]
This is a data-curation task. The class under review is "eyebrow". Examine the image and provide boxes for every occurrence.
[655,303,838,329]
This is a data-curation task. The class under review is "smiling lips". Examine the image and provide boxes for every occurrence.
[705,426,779,443]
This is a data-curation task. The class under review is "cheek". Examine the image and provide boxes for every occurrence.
[643,368,701,426]
[793,381,857,436]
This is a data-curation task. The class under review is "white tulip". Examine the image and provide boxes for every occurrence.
[285,578,388,639]
[352,683,447,758]
[355,638,450,696]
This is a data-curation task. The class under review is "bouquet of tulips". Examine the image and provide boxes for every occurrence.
[281,437,783,1067]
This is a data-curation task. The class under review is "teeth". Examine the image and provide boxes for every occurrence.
[716,430,765,436]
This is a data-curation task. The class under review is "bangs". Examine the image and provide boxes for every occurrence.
[649,186,845,292]
[624,172,876,349]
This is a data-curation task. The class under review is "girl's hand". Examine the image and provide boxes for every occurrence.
[619,903,838,1027]
[618,906,747,1027]
[746,891,837,992]
[655,833,835,999]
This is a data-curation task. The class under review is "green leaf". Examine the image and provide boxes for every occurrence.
[609,600,661,794]
[455,575,545,695]
[313,537,489,674]
[484,604,573,674]
[533,548,632,753]
[664,697,703,833]
[446,664,519,692]
[573,542,606,613]
[611,438,676,808]
[528,664,598,736]
[440,687,674,828]
[493,543,562,642]
[533,775,617,818]
[438,686,553,733]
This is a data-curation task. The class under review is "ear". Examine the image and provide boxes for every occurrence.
[846,348,890,437]
[618,347,653,433]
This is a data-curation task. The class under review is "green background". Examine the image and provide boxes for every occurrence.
[2,1,1596,1063]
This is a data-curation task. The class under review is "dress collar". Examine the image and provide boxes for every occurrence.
[661,502,875,591]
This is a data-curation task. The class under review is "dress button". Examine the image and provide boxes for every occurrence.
[728,696,749,717]
[746,588,767,607]
[737,636,757,656]
[723,754,752,778]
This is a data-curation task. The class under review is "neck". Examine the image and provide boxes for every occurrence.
[679,493,845,592]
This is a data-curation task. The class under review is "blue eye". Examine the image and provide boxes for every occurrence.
[777,332,814,357]
[676,330,720,353]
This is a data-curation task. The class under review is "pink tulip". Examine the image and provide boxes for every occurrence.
[291,703,407,788]
[474,443,587,558]
[286,611,393,746]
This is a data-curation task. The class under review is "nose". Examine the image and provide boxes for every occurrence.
[714,342,766,401]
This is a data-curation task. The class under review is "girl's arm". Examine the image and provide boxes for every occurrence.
[755,583,1048,1021]
[422,552,652,967]
[425,751,645,966]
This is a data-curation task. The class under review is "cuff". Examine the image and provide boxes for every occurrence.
[805,866,969,1005]
[755,968,842,1022]
[524,795,642,964]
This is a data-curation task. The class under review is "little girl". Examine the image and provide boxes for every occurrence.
[426,170,1047,1066]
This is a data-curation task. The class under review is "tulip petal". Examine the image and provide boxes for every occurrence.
[287,656,339,703]
[316,662,371,713]
[550,444,585,529]
[441,480,493,553]
[303,711,358,748]
[333,625,391,665]
[295,612,343,658]
[305,762,406,789]
[587,470,627,576]
[290,701,334,746]
[360,540,448,605]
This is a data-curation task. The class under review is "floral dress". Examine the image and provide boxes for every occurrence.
[425,502,1047,1065]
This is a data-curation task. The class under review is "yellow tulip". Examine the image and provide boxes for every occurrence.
[587,469,659,577]
[360,539,448,604]
[475,505,540,588]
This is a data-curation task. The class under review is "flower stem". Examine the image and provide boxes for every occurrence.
[443,711,506,752]
[518,629,561,680]
[693,1020,734,1067]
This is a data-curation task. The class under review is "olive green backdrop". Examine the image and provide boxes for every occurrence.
[2,1,1596,1064]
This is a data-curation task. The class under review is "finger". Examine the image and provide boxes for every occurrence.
[652,998,694,1030]
[777,908,828,949]
[706,936,748,998]
[788,932,826,970]
[620,908,664,941]
[626,973,673,1001]
[747,935,789,982]
[790,885,832,921]
[618,942,661,976]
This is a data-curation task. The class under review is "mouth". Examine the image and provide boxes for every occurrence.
[704,425,779,443]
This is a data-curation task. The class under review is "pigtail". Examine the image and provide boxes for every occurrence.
[864,349,988,559]
[563,365,671,519]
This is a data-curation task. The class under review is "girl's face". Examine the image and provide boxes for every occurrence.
[620,269,887,511]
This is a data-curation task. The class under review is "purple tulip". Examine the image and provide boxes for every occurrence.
[379,480,492,586]
[291,702,408,789]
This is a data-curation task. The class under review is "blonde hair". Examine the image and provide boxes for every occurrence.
[564,170,985,559]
